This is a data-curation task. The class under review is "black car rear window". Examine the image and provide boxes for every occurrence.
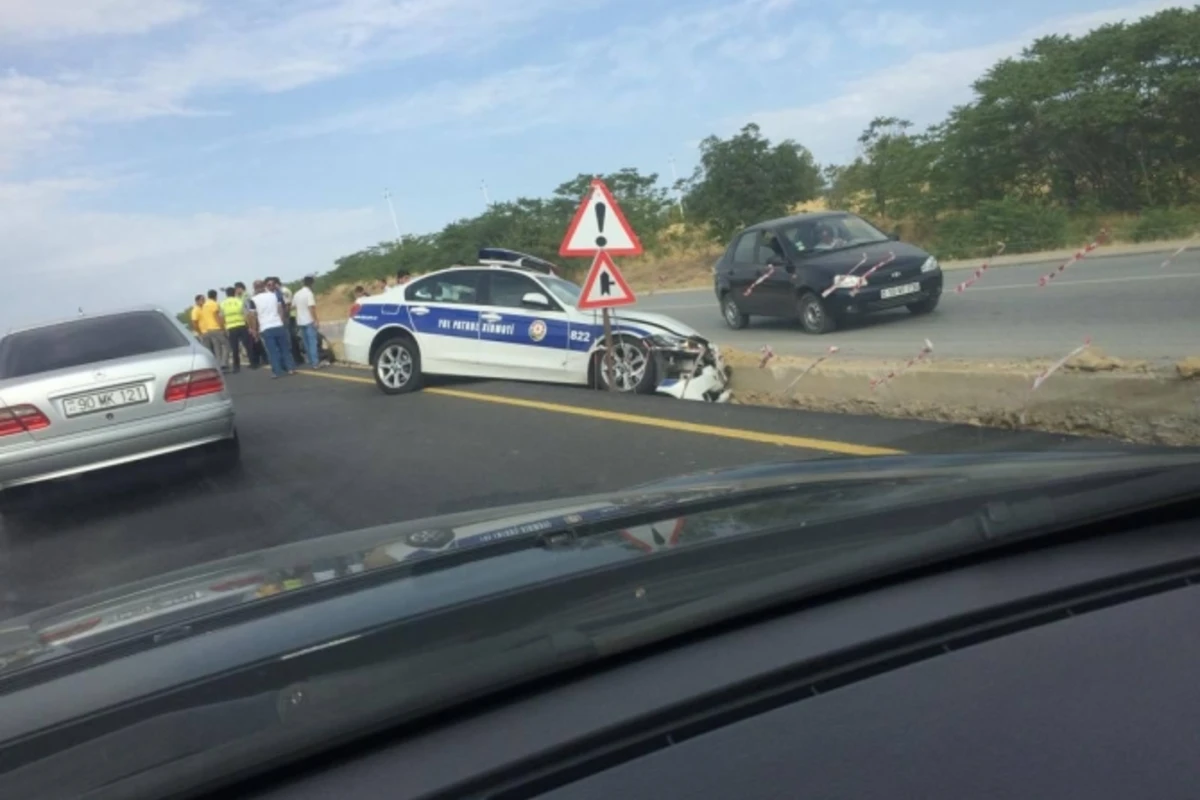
[0,311,189,379]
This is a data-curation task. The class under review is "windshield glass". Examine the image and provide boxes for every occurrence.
[781,214,890,254]
[540,275,582,306]
[0,312,187,379]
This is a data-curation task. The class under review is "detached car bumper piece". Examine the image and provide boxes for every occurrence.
[647,337,731,403]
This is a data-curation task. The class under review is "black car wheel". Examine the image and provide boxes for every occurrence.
[907,294,941,315]
[372,335,422,395]
[797,291,837,334]
[720,292,749,330]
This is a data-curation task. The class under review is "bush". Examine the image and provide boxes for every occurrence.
[1126,207,1200,243]
[926,199,1068,259]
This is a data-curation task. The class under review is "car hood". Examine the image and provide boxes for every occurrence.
[607,309,703,339]
[3,448,1197,674]
[802,239,931,274]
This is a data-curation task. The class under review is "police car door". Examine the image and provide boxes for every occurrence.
[403,270,484,372]
[475,270,570,380]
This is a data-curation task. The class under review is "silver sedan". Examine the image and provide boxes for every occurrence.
[0,307,238,502]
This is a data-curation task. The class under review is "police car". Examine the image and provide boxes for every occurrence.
[342,249,731,400]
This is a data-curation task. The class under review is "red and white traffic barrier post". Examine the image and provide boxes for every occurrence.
[1038,229,1108,287]
[1019,336,1092,424]
[784,346,840,395]
[870,339,934,391]
[955,242,1007,294]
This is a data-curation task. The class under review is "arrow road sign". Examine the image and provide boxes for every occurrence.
[559,178,643,258]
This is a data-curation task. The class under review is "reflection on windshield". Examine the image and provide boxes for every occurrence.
[782,214,890,253]
[541,275,582,306]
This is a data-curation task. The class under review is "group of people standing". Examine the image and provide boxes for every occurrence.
[190,276,325,379]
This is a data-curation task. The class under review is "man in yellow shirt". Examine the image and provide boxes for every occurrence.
[198,289,230,370]
[189,295,205,335]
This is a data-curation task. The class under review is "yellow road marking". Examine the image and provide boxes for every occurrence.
[298,370,904,457]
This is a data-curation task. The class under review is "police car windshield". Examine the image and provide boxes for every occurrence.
[541,275,582,306]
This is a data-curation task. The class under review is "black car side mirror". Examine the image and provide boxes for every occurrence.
[888,230,901,241]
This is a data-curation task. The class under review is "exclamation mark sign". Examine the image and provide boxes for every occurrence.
[594,199,607,248]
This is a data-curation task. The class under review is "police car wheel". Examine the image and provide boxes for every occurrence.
[595,336,655,394]
[373,336,421,395]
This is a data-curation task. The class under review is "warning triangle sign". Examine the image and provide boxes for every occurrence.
[618,518,685,553]
[559,178,643,258]
[577,251,637,310]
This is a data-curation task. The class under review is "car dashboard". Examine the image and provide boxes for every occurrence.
[231,514,1200,800]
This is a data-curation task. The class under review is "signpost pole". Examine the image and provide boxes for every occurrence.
[559,178,643,395]
[602,308,615,392]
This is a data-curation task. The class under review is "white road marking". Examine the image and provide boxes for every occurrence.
[967,271,1200,291]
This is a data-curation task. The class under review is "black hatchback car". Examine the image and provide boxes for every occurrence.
[713,212,943,334]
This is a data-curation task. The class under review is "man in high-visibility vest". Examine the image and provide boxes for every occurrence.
[222,286,251,373]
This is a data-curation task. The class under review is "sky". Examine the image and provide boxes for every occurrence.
[0,0,1184,326]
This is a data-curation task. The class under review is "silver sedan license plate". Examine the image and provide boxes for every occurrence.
[63,384,150,417]
[880,282,920,299]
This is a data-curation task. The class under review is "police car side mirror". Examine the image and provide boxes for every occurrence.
[521,292,552,309]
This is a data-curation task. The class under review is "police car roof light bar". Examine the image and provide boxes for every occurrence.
[477,248,559,275]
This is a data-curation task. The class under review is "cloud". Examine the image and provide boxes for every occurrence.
[0,72,198,169]
[258,0,833,142]
[747,0,1185,164]
[262,64,580,142]
[0,177,387,326]
[0,0,201,41]
[838,10,946,49]
[0,0,577,170]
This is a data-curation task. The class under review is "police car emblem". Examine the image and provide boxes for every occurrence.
[528,320,548,342]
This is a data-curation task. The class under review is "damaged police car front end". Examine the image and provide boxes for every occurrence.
[604,311,731,402]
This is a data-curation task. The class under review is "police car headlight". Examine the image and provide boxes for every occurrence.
[921,256,940,273]
[832,274,864,289]
[647,333,690,349]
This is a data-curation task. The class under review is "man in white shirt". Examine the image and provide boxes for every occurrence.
[247,278,296,378]
[292,275,322,369]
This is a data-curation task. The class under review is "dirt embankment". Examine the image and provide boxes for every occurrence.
[722,347,1200,447]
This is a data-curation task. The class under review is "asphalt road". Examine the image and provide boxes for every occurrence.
[640,251,1199,362]
[0,367,1140,621]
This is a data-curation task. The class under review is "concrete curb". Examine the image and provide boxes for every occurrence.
[938,240,1197,271]
[721,349,1200,447]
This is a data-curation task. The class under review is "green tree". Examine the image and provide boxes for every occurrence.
[835,117,938,220]
[683,123,823,241]
[934,7,1200,212]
